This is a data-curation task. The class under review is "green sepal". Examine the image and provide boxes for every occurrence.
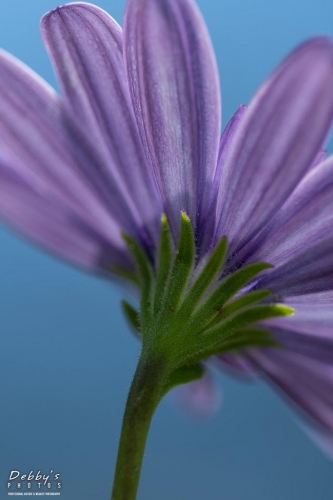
[179,236,227,317]
[207,289,272,329]
[161,363,205,398]
[161,212,195,312]
[219,328,281,352]
[122,300,141,336]
[120,215,294,375]
[179,304,292,366]
[154,214,173,314]
[203,304,294,340]
[123,234,154,326]
[191,262,274,330]
[180,326,281,363]
[122,234,153,288]
[189,328,279,362]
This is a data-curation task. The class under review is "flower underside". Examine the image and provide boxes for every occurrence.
[120,213,294,393]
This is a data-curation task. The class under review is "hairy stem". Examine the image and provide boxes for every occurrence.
[111,351,168,500]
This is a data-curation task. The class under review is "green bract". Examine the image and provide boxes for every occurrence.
[122,213,294,393]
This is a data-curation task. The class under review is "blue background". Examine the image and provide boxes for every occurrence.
[0,0,333,499]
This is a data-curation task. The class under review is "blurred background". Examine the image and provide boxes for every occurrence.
[0,0,333,498]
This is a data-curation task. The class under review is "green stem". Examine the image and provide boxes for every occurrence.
[111,350,168,500]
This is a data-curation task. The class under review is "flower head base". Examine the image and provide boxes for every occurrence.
[122,212,294,392]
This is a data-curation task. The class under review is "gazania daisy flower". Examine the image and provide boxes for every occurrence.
[1,0,333,497]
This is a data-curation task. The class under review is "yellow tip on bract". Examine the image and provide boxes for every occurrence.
[276,305,295,316]
[160,214,171,237]
[180,211,191,223]
[262,262,274,270]
[161,213,168,225]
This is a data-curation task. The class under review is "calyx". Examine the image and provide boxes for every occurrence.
[121,213,293,392]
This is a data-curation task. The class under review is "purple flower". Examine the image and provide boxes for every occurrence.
[1,0,333,445]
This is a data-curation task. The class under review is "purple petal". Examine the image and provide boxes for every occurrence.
[200,105,247,254]
[0,49,131,250]
[170,369,222,420]
[215,295,333,434]
[240,154,333,270]
[270,329,333,367]
[259,236,333,296]
[265,297,333,340]
[285,291,333,305]
[310,149,327,170]
[215,38,333,254]
[0,161,127,271]
[41,4,162,248]
[248,299,333,432]
[214,106,247,196]
[124,0,221,236]
[249,348,333,432]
